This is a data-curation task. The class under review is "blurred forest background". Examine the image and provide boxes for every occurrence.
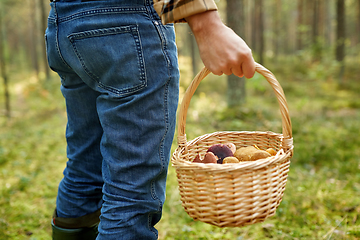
[0,0,360,239]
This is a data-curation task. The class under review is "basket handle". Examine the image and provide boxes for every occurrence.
[177,63,293,151]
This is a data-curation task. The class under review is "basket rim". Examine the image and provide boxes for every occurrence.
[171,130,293,172]
[172,151,292,172]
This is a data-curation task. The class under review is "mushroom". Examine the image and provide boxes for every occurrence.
[223,156,240,164]
[234,146,271,161]
[192,152,217,164]
[207,144,234,164]
[224,142,236,154]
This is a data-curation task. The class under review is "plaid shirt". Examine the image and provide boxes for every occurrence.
[153,0,217,24]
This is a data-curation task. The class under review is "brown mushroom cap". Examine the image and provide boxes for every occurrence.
[202,152,218,163]
[207,144,234,164]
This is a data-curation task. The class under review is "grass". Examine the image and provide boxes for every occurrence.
[0,73,67,239]
[0,57,359,239]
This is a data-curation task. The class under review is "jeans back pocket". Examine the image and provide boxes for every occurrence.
[68,25,146,97]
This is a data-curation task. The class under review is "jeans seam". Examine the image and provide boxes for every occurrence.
[57,7,147,23]
[145,0,160,21]
[147,79,170,239]
[53,3,73,72]
[148,6,172,205]
[148,213,159,239]
[152,22,170,67]
[148,60,171,240]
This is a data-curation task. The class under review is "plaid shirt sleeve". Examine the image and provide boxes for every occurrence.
[153,0,218,24]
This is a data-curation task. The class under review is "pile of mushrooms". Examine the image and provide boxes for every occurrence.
[192,143,277,164]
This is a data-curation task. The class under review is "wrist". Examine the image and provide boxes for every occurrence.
[186,10,223,35]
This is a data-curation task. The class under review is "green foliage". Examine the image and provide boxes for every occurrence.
[0,73,66,239]
[1,57,360,239]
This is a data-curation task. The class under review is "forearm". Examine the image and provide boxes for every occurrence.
[186,10,222,34]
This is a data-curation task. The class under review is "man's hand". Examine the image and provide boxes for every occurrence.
[186,10,255,79]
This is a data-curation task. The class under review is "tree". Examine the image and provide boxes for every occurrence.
[312,0,321,60]
[254,0,264,64]
[358,0,360,43]
[336,0,345,82]
[273,0,282,59]
[40,0,50,79]
[28,0,39,77]
[0,10,10,119]
[226,0,246,107]
[296,0,304,51]
[187,25,198,77]
[312,0,326,61]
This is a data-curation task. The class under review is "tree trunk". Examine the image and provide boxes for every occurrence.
[312,0,322,61]
[0,11,10,119]
[226,0,246,107]
[296,0,303,51]
[273,0,281,59]
[188,25,198,78]
[40,0,50,79]
[357,0,360,43]
[304,0,313,49]
[336,0,345,82]
[255,0,264,64]
[324,0,333,47]
[312,0,319,43]
[28,0,39,77]
[251,1,256,53]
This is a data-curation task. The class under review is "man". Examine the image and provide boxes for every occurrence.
[46,0,255,239]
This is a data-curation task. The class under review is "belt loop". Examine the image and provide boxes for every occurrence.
[146,0,160,21]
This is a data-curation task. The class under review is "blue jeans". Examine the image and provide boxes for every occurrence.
[45,0,179,239]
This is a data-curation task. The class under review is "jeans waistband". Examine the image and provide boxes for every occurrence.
[50,0,152,4]
[50,0,120,2]
[50,0,101,2]
[48,0,159,24]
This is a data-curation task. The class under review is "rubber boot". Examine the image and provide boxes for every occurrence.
[51,208,101,240]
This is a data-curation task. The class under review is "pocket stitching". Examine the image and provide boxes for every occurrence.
[68,25,147,96]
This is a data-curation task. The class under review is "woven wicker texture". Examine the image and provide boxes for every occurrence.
[171,63,294,227]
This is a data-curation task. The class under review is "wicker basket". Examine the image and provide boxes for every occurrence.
[171,63,294,228]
